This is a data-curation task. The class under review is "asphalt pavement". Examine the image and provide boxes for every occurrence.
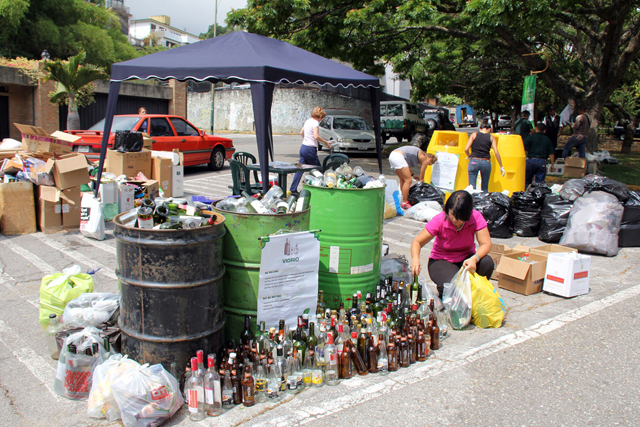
[0,131,639,427]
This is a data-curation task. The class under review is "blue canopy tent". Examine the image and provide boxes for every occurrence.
[95,31,383,194]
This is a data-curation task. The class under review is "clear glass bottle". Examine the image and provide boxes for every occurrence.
[377,333,389,375]
[324,332,339,386]
[302,348,314,388]
[242,191,269,214]
[266,363,280,401]
[254,362,268,403]
[204,354,222,416]
[186,357,205,421]
[221,368,234,407]
[323,169,337,188]
[44,313,64,360]
[295,188,311,212]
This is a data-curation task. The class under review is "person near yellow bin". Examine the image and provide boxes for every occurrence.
[464,122,505,192]
[410,190,494,298]
[388,146,437,209]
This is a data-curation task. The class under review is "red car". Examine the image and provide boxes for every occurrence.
[65,114,235,170]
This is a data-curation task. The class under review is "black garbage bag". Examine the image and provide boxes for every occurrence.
[408,182,445,207]
[113,131,143,153]
[473,192,512,238]
[622,190,640,225]
[559,179,586,201]
[538,195,573,243]
[511,191,543,237]
[583,174,629,202]
[526,182,552,199]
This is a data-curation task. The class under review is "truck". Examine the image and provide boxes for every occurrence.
[455,105,478,128]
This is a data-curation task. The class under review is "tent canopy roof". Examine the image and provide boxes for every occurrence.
[112,31,381,89]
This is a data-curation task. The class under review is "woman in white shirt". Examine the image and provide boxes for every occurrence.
[289,106,332,195]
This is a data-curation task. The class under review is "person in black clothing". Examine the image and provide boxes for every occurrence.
[464,122,505,192]
[514,110,534,141]
[524,122,555,188]
[543,106,561,150]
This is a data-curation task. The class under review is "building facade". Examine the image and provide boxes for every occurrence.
[129,15,200,48]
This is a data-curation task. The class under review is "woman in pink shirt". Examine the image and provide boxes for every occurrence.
[410,190,494,297]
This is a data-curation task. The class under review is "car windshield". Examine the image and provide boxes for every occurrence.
[89,116,142,132]
[382,104,403,117]
[333,118,372,130]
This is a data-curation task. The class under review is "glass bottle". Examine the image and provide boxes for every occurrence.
[339,343,352,380]
[275,200,289,214]
[204,354,222,416]
[307,322,318,353]
[311,349,324,387]
[377,334,389,375]
[242,364,256,407]
[136,205,154,229]
[323,169,337,188]
[186,357,205,421]
[286,349,300,394]
[407,333,416,364]
[324,332,339,386]
[411,273,420,305]
[431,316,440,351]
[44,313,64,360]
[317,290,328,316]
[348,294,361,325]
[416,330,428,362]
[196,350,207,380]
[266,362,280,401]
[154,204,169,225]
[262,185,284,208]
[399,337,410,368]
[345,336,368,376]
[295,188,311,212]
[229,353,242,404]
[241,316,254,347]
[221,368,234,407]
[275,345,288,392]
[387,339,398,372]
[367,331,378,374]
[302,348,314,388]
[357,324,369,369]
[286,194,297,212]
[242,190,269,214]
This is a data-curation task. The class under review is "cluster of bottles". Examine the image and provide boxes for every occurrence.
[179,276,445,420]
[216,185,310,215]
[303,164,385,189]
[119,197,218,230]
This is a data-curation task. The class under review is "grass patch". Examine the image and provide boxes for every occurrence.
[598,152,640,187]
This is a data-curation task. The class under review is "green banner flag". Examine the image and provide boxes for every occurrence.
[521,75,537,123]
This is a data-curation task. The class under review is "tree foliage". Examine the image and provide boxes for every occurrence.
[200,24,233,40]
[229,0,640,149]
[0,0,137,69]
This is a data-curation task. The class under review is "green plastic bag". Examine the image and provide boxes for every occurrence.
[469,272,506,328]
[39,265,94,329]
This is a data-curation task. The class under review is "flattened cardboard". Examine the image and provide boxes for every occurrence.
[151,157,173,197]
[543,252,591,298]
[141,132,153,150]
[62,187,81,230]
[0,181,36,235]
[105,149,152,178]
[496,251,547,295]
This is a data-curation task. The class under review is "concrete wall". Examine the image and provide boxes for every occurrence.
[188,87,374,134]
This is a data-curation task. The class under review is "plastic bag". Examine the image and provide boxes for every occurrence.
[469,273,505,328]
[380,253,412,284]
[511,191,542,237]
[538,195,574,243]
[80,193,105,240]
[39,265,94,329]
[622,190,640,226]
[560,191,624,256]
[442,267,472,330]
[421,282,448,339]
[63,293,120,328]
[559,179,586,201]
[88,354,141,421]
[384,179,404,216]
[583,174,629,202]
[53,326,113,400]
[526,182,552,199]
[408,182,445,207]
[111,363,183,427]
[113,131,143,153]
[473,192,512,238]
[384,202,397,219]
[405,200,443,222]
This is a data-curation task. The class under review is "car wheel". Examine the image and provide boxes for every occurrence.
[208,147,225,171]
[426,119,437,131]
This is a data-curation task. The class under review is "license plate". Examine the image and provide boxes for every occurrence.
[358,144,368,151]
[77,146,90,153]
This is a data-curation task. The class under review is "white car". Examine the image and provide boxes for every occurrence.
[318,115,376,154]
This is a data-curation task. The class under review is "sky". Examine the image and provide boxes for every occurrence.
[127,0,248,36]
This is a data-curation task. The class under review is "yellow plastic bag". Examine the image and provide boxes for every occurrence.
[384,202,397,219]
[39,265,94,329]
[469,272,505,328]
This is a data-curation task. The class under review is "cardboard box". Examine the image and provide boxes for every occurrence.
[152,157,173,197]
[124,180,159,201]
[496,252,547,295]
[117,182,135,213]
[546,163,564,176]
[14,123,80,155]
[45,153,90,190]
[141,133,153,150]
[543,252,591,297]
[105,149,152,178]
[172,164,184,197]
[564,166,586,178]
[0,181,36,235]
[98,181,118,204]
[564,157,587,178]
[62,187,82,230]
[488,243,515,280]
[36,185,63,233]
[530,244,577,258]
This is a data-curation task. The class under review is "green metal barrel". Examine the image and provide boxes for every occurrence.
[305,184,385,309]
[211,204,310,341]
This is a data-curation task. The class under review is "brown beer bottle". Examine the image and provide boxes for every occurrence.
[408,333,417,364]
[241,364,256,407]
[367,331,378,374]
[416,330,428,362]
[430,317,440,351]
[346,338,368,376]
[387,341,398,371]
[339,345,352,379]
[399,337,410,368]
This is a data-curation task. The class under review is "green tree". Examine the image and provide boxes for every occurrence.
[200,24,233,39]
[229,0,640,151]
[44,51,108,130]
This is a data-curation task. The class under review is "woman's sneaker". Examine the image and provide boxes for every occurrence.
[401,201,412,210]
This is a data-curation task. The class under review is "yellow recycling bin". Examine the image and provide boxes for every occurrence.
[423,131,525,197]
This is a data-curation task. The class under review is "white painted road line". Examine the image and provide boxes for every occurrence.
[73,235,116,256]
[0,235,57,275]
[247,282,640,426]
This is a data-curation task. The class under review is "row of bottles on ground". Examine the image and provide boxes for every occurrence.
[119,197,219,229]
[303,163,385,189]
[179,277,444,420]
[216,185,310,214]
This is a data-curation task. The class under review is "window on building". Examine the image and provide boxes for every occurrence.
[150,24,156,30]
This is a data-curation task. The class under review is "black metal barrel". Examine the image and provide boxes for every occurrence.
[114,214,226,385]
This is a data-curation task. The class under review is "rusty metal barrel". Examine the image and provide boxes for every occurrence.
[114,213,226,385]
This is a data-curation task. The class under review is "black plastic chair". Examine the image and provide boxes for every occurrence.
[322,153,350,172]
[232,151,260,183]
[228,159,261,195]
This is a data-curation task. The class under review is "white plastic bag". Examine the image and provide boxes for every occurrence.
[405,200,443,222]
[111,363,184,427]
[442,267,472,330]
[80,193,105,240]
[384,179,404,216]
[88,354,141,421]
[63,293,119,327]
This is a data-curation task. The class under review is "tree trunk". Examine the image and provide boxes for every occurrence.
[67,93,81,130]
[621,118,638,154]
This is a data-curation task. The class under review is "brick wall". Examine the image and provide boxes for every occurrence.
[168,80,187,117]
[7,85,34,140]
[33,78,58,133]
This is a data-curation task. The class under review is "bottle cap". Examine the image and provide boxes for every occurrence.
[197,349,204,363]
[191,357,198,371]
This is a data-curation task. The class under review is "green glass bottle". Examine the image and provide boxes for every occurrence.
[306,322,318,352]
[295,189,311,212]
[154,204,169,225]
[411,274,420,305]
